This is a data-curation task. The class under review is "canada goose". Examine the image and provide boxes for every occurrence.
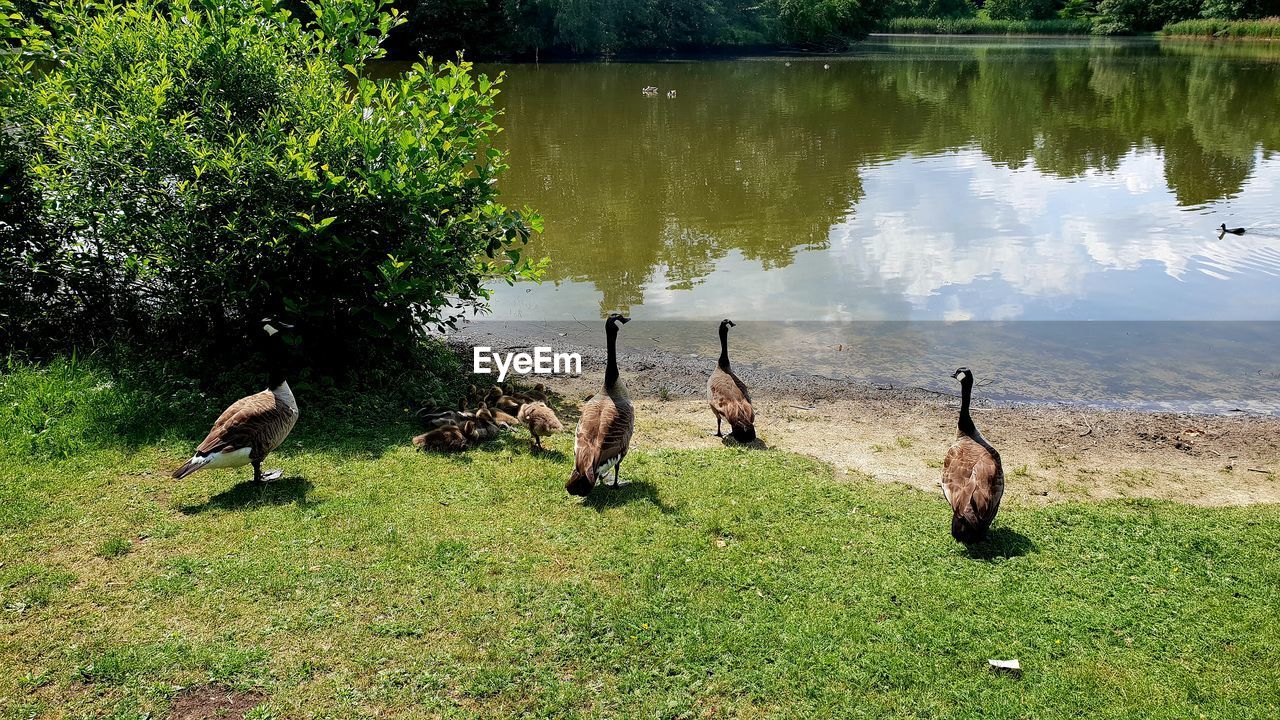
[1218,223,1246,237]
[172,319,299,483]
[941,368,1005,543]
[518,401,564,449]
[568,314,634,496]
[667,90,677,98]
[708,319,755,442]
[413,422,471,453]
[485,385,503,404]
[642,85,658,95]
[527,383,549,402]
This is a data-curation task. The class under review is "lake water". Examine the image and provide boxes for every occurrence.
[462,38,1280,413]
[485,37,1280,322]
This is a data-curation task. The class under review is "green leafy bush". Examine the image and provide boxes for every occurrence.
[390,0,879,57]
[770,0,883,47]
[2,0,541,366]
[984,0,1059,20]
[887,0,977,19]
[1093,0,1200,33]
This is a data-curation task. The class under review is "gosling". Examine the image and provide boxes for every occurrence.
[517,401,564,450]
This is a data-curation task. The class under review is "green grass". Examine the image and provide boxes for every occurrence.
[882,17,1095,36]
[1162,17,1280,40]
[2,361,1279,718]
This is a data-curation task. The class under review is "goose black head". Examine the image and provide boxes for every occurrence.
[566,469,595,497]
[606,313,630,330]
[1219,223,1227,231]
[720,318,736,330]
[952,367,973,383]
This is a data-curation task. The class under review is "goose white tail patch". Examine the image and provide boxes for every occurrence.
[199,447,253,470]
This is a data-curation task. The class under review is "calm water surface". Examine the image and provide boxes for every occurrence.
[484,37,1280,322]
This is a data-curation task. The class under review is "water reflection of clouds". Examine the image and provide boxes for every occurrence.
[491,147,1280,321]
[831,147,1280,319]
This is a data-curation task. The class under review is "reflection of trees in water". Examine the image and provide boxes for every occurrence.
[493,42,1280,310]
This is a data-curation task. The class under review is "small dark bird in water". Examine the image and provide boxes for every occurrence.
[1218,223,1246,237]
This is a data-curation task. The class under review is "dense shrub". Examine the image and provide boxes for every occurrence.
[887,0,976,19]
[984,0,1059,21]
[1093,0,1201,33]
[1199,0,1280,19]
[1,0,541,368]
[388,0,881,57]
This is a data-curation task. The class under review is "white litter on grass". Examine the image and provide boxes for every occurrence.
[988,659,1022,675]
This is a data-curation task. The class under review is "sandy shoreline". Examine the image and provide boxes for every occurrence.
[450,323,1280,507]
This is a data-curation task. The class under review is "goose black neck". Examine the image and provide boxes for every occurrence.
[605,323,619,389]
[718,324,731,370]
[266,334,288,390]
[958,379,976,437]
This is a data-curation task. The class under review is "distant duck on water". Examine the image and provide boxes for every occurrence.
[1218,223,1246,237]
[642,85,658,95]
[667,90,677,98]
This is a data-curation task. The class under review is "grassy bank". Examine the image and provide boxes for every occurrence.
[881,17,1095,36]
[2,361,1280,718]
[1162,17,1280,40]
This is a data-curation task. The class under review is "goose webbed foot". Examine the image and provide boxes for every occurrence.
[260,469,283,482]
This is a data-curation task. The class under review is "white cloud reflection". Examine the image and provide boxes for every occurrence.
[491,146,1280,321]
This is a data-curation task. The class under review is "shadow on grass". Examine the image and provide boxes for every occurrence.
[963,527,1035,561]
[581,479,677,514]
[530,446,568,462]
[180,476,314,514]
[721,435,769,450]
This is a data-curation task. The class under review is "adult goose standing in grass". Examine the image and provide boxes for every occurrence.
[941,367,1004,543]
[567,314,633,496]
[708,319,755,442]
[172,319,299,484]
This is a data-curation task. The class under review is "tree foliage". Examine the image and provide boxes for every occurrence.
[984,0,1059,21]
[1,0,541,366]
[390,0,883,57]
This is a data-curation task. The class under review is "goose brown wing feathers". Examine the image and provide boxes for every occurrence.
[195,390,296,459]
[942,437,1004,538]
[574,394,633,479]
[709,367,754,432]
